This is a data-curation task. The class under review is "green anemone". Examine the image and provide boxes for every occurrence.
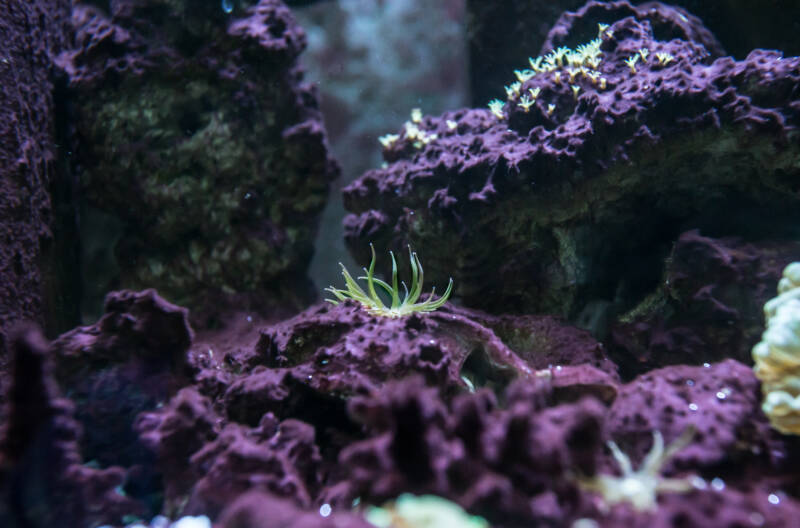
[325,244,453,318]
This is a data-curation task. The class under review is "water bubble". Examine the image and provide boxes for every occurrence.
[171,516,212,528]
[768,493,780,505]
[688,403,698,411]
[319,504,331,517]
[151,516,170,528]
[690,476,707,489]
[711,477,725,491]
[221,0,234,13]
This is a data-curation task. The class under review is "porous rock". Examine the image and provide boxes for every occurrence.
[0,325,144,527]
[49,289,194,468]
[611,230,800,377]
[605,360,782,474]
[333,376,606,525]
[218,490,373,528]
[57,0,339,319]
[344,7,800,327]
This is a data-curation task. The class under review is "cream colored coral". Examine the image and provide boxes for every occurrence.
[753,262,800,434]
[365,494,488,528]
[578,428,699,512]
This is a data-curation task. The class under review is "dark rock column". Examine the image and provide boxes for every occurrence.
[0,1,76,375]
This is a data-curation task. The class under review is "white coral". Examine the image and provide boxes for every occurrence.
[753,262,800,434]
[579,428,698,512]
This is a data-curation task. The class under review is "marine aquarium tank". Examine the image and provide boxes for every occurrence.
[3,0,800,526]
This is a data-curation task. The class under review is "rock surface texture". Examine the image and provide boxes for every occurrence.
[4,1,800,528]
[58,0,339,320]
[343,3,800,333]
[0,0,76,375]
[467,0,800,105]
